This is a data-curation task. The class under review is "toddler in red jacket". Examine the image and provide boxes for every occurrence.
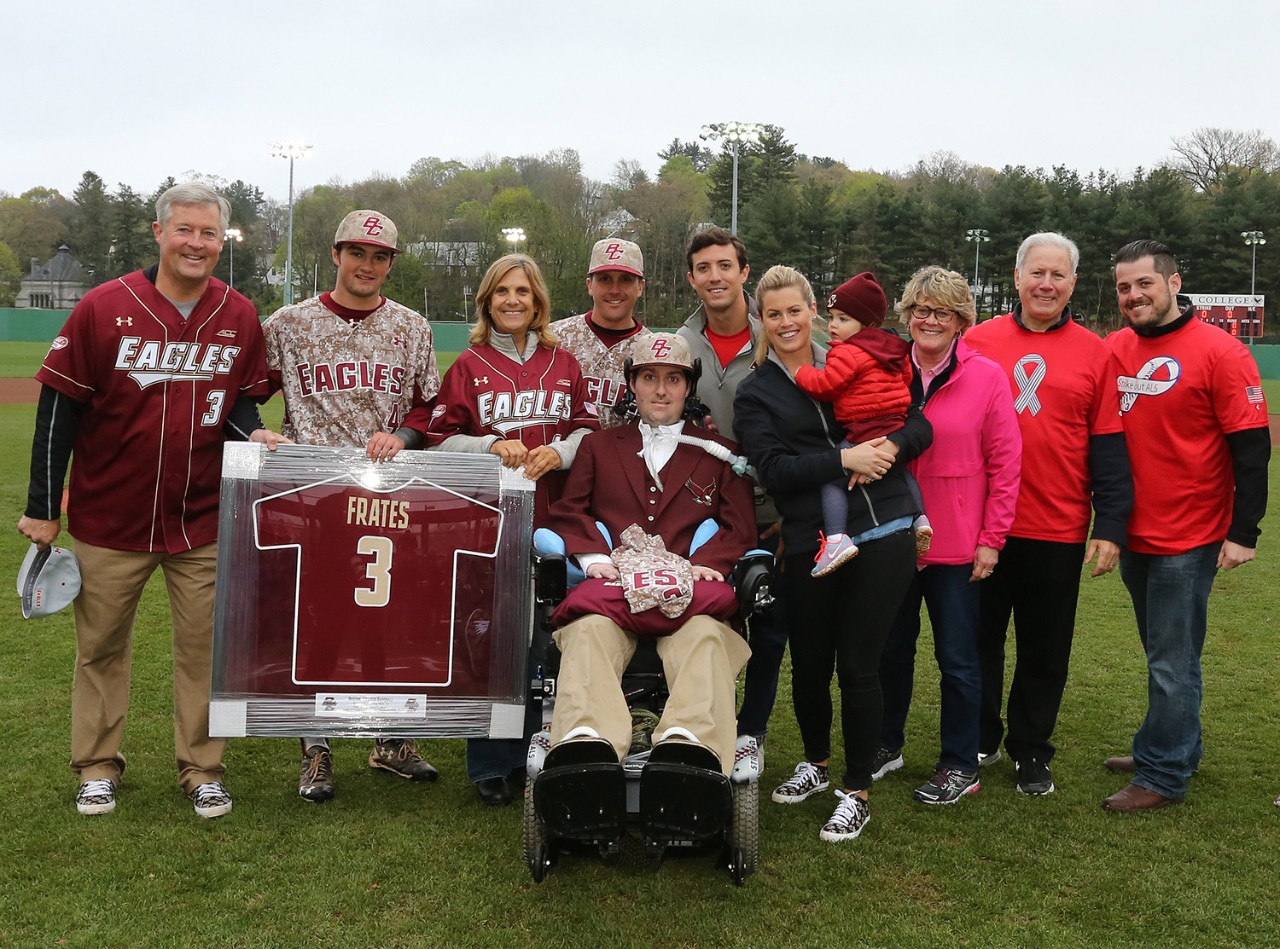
[793,272,932,576]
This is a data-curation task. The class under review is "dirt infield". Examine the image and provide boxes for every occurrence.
[0,378,39,402]
[2,378,1279,447]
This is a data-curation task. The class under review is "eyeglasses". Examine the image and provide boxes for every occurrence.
[909,304,956,324]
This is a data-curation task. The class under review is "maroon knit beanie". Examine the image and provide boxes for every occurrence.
[825,272,887,328]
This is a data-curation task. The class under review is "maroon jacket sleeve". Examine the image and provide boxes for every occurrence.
[690,447,757,575]
[546,433,612,556]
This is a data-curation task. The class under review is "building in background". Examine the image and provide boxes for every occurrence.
[16,246,93,309]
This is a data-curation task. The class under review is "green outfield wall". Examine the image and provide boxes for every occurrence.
[0,309,473,352]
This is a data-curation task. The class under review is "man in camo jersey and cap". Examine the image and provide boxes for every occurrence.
[262,209,441,803]
[550,238,650,428]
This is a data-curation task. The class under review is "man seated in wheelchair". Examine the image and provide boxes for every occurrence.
[534,333,756,818]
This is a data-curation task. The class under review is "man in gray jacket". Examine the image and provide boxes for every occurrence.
[677,226,784,754]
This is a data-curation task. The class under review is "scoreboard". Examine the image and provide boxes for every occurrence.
[210,444,535,739]
[1189,294,1266,338]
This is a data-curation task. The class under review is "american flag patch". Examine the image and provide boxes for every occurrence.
[1246,385,1264,405]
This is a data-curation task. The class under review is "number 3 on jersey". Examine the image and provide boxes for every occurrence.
[355,535,393,607]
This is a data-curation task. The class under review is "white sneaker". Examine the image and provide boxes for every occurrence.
[76,779,117,815]
[771,761,830,804]
[189,781,233,819]
[820,790,871,842]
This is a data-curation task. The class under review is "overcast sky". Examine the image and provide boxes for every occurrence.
[6,0,1274,203]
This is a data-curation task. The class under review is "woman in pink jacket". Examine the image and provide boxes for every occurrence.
[871,266,1021,806]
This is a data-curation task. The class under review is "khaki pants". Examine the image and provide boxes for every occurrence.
[71,540,225,793]
[550,614,751,776]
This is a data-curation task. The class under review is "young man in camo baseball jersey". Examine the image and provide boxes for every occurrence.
[17,182,284,819]
[263,209,442,803]
[549,238,649,428]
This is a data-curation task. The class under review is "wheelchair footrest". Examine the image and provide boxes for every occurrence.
[534,740,626,843]
[639,743,732,844]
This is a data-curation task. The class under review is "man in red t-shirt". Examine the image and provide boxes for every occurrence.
[965,232,1133,797]
[1101,240,1269,812]
[17,183,284,820]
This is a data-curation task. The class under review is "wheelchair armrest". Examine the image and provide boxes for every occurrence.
[732,550,775,618]
[533,551,567,606]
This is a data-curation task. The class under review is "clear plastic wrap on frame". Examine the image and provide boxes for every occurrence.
[210,443,534,738]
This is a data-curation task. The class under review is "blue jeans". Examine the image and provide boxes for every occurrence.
[467,629,548,784]
[880,564,982,772]
[1119,543,1218,800]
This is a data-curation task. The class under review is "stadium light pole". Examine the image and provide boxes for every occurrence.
[502,226,526,255]
[700,121,765,235]
[270,140,312,305]
[965,228,990,287]
[1242,229,1266,341]
[223,228,243,289]
[1242,230,1266,296]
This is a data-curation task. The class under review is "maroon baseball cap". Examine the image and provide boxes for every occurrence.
[334,210,400,254]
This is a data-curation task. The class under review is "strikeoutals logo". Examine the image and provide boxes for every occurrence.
[1117,356,1180,414]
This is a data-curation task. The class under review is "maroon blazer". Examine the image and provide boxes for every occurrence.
[546,424,756,576]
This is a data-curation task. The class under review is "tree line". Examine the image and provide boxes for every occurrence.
[2,127,1276,334]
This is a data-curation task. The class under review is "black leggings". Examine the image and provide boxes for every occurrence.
[783,528,918,790]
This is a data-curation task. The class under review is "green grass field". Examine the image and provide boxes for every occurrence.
[1,352,1279,948]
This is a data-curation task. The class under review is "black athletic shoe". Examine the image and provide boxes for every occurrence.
[1015,758,1055,796]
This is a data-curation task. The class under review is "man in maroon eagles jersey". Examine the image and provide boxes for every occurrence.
[549,238,650,428]
[262,209,442,803]
[17,182,284,820]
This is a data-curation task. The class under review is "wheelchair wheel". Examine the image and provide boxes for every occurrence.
[523,784,553,883]
[727,780,759,886]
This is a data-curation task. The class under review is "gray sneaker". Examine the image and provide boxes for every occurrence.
[978,749,1002,768]
[870,746,904,781]
[76,778,117,816]
[369,738,439,781]
[771,761,830,804]
[189,781,233,819]
[299,746,335,803]
[913,768,980,805]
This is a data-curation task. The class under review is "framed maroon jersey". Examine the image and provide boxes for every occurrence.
[211,444,535,739]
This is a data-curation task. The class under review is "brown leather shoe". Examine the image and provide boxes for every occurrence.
[1101,783,1179,812]
[1105,755,1136,773]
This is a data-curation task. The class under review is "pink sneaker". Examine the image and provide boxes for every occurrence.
[812,532,859,577]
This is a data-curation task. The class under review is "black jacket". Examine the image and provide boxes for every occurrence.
[734,357,933,557]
